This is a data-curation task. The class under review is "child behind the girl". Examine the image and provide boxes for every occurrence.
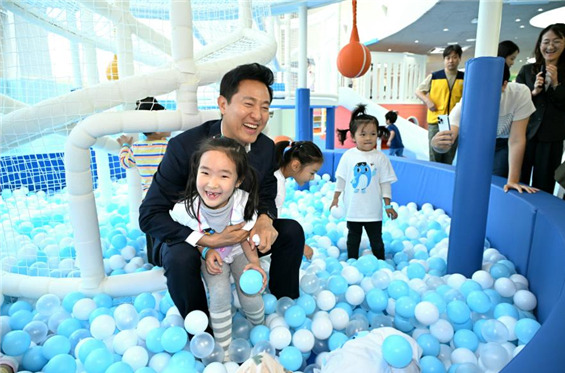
[274,140,324,259]
[169,137,267,357]
[330,104,399,260]
[385,110,404,157]
[118,97,170,197]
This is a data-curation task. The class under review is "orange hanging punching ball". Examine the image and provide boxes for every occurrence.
[337,0,371,78]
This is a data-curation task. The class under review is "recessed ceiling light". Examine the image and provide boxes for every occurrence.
[471,18,478,24]
[415,40,419,43]
[443,28,449,32]
[538,8,543,12]
[515,18,521,22]
[466,38,476,42]
[447,42,459,45]
[387,48,392,52]
[519,60,523,63]
[520,25,525,29]
[527,57,535,63]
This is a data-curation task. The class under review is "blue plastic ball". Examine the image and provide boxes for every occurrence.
[279,346,303,371]
[382,334,413,368]
[1,330,31,355]
[43,353,77,373]
[239,269,263,295]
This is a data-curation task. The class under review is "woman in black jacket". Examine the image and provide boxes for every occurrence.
[516,23,565,193]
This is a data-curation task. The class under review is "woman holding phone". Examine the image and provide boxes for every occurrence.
[516,23,565,194]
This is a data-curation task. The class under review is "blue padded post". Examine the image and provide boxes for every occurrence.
[326,107,336,150]
[295,88,312,141]
[447,57,504,277]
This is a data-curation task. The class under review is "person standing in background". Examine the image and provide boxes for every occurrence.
[498,40,520,68]
[385,110,404,157]
[415,45,465,165]
[516,23,565,194]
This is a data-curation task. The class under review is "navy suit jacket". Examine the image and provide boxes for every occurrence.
[139,119,278,262]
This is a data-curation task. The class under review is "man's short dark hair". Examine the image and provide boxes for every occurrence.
[219,63,274,103]
[443,45,462,58]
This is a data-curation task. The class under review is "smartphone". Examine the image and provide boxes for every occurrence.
[540,64,546,81]
[438,115,451,132]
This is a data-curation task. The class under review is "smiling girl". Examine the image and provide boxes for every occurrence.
[169,137,266,357]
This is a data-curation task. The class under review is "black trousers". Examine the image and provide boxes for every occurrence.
[520,138,563,194]
[346,221,384,260]
[157,218,304,318]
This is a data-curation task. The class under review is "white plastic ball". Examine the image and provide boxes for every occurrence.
[72,298,97,321]
[122,345,149,371]
[513,290,537,311]
[330,205,345,219]
[316,290,337,311]
[311,316,333,340]
[345,285,365,306]
[494,278,517,298]
[329,308,350,330]
[137,316,160,340]
[184,310,209,335]
[90,314,116,340]
[414,301,440,326]
[269,326,292,350]
[292,329,315,353]
[472,270,494,290]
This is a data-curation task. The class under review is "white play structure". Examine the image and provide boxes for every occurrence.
[1,0,276,298]
[0,0,430,299]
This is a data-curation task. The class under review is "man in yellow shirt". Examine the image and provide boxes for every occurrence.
[415,45,464,165]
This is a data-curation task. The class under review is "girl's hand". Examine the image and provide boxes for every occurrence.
[205,249,223,275]
[243,262,268,293]
[532,71,545,96]
[386,207,398,220]
[330,199,339,211]
[503,181,539,194]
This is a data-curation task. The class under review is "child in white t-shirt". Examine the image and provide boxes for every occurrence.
[331,104,398,260]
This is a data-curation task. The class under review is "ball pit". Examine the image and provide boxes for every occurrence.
[0,173,554,372]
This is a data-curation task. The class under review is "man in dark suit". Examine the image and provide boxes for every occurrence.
[139,63,304,318]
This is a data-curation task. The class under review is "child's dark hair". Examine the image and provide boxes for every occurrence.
[385,111,398,124]
[274,140,324,169]
[350,105,390,139]
[136,97,166,136]
[220,63,274,103]
[181,137,258,222]
[497,40,519,59]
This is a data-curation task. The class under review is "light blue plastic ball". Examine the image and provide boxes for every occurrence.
[382,334,413,368]
[420,355,446,373]
[515,318,541,344]
[263,293,277,315]
[279,346,303,371]
[43,353,77,373]
[453,329,479,352]
[106,362,134,373]
[417,333,440,357]
[1,330,31,355]
[239,269,263,295]
[250,325,271,346]
[21,346,48,371]
[161,326,188,353]
[42,335,71,359]
[284,305,307,328]
[84,347,113,373]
